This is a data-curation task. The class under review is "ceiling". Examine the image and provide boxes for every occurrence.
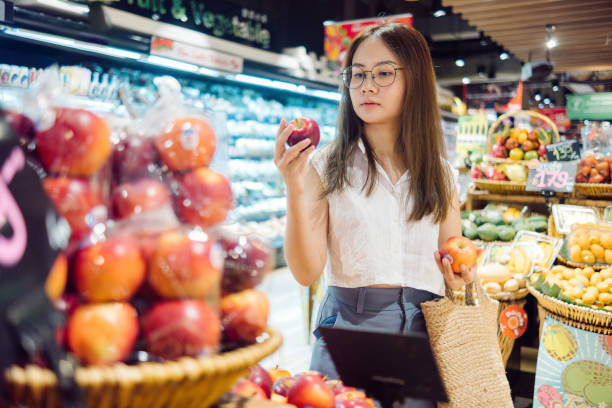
[442,0,612,73]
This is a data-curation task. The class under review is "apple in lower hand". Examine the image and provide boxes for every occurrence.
[221,289,269,343]
[230,379,267,400]
[155,117,216,172]
[74,236,146,302]
[248,364,274,398]
[220,235,274,294]
[287,117,320,148]
[174,167,233,227]
[42,177,105,240]
[287,373,335,408]
[67,302,138,365]
[35,107,112,177]
[112,178,171,219]
[148,231,223,299]
[141,299,221,360]
[439,236,478,274]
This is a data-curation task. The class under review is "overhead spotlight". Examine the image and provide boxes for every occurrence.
[543,97,551,105]
[455,58,465,67]
[433,9,446,17]
[546,38,557,49]
[546,24,557,49]
[552,79,560,91]
[462,77,471,84]
[534,93,542,102]
[499,52,509,60]
[538,103,545,109]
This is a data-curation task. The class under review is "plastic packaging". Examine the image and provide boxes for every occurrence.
[566,223,612,266]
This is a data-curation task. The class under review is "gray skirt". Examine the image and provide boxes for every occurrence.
[310,286,441,408]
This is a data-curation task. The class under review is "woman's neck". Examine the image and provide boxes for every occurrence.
[363,121,402,165]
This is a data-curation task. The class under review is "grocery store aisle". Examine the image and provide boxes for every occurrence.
[257,267,312,375]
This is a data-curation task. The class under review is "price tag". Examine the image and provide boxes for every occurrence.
[526,161,578,193]
[499,305,528,339]
[545,140,581,162]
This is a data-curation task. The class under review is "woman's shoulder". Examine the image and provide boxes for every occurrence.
[310,142,335,177]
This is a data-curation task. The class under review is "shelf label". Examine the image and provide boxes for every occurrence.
[526,161,577,193]
[545,140,580,162]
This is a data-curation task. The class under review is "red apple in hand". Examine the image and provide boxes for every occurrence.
[287,117,320,148]
[231,379,267,400]
[74,236,146,302]
[221,289,269,343]
[248,364,274,398]
[141,299,221,360]
[439,236,478,274]
[220,235,274,294]
[155,117,216,172]
[288,373,335,408]
[67,302,138,365]
[112,178,171,219]
[174,168,233,227]
[148,231,223,299]
[35,107,112,176]
[42,177,105,240]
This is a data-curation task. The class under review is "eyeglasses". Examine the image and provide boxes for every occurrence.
[341,62,405,89]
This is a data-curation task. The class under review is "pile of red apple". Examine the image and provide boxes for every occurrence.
[6,106,274,366]
[576,154,612,184]
[231,365,375,408]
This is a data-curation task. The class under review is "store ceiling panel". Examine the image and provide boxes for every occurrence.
[443,0,612,73]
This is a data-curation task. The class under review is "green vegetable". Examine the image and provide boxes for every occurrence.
[469,212,483,226]
[514,220,535,232]
[462,220,478,240]
[497,226,516,241]
[477,223,499,242]
[482,211,504,225]
[530,220,549,233]
[460,211,470,220]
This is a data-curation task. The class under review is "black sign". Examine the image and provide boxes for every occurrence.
[105,0,274,50]
[526,161,578,193]
[545,140,581,162]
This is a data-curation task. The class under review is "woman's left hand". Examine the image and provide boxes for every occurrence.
[434,250,482,291]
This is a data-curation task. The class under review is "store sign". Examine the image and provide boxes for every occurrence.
[533,316,612,408]
[455,113,488,160]
[323,13,413,70]
[106,0,273,49]
[539,107,570,132]
[545,141,581,162]
[567,93,612,121]
[526,161,578,193]
[151,37,243,72]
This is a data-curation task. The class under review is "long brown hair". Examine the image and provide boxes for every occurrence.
[323,23,453,223]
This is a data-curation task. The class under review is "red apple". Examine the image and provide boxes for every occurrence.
[113,135,157,181]
[335,391,367,401]
[439,236,478,274]
[248,364,274,398]
[35,107,111,176]
[174,168,233,227]
[42,177,105,240]
[141,299,221,360]
[325,380,356,396]
[273,376,296,397]
[470,167,483,179]
[538,143,547,158]
[2,109,35,139]
[67,302,138,365]
[287,117,320,148]
[269,366,292,383]
[73,236,146,302]
[490,144,506,159]
[221,289,269,343]
[220,235,274,294]
[155,117,216,172]
[335,399,375,408]
[148,231,223,299]
[112,178,171,219]
[45,253,68,302]
[230,379,267,400]
[287,373,335,408]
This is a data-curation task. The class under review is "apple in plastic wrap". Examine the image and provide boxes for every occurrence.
[155,117,216,172]
[219,235,274,294]
[112,178,171,219]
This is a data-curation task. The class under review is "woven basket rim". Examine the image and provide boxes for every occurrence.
[455,287,529,301]
[5,326,283,388]
[486,109,560,154]
[573,183,612,198]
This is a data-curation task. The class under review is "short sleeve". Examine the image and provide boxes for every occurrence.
[309,143,333,181]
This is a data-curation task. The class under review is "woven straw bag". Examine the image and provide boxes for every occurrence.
[422,282,513,408]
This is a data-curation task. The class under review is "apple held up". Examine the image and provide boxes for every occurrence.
[439,236,478,274]
[287,117,320,149]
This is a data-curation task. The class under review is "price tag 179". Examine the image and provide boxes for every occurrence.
[545,140,580,162]
[526,161,578,193]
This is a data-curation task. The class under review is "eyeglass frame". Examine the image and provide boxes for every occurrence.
[341,62,406,89]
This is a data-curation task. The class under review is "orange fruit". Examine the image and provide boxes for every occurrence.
[582,250,595,264]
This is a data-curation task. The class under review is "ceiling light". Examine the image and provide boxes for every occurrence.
[546,38,557,49]
[546,24,557,49]
[552,85,559,92]
[534,93,542,101]
[433,9,446,17]
[462,77,470,84]
[455,59,465,67]
[543,97,551,105]
[499,52,509,60]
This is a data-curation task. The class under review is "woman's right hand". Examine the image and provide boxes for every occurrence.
[274,119,315,195]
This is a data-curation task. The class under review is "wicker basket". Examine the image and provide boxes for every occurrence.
[473,179,532,194]
[486,110,560,164]
[453,288,529,366]
[527,285,612,336]
[5,327,282,408]
[547,216,609,271]
[573,182,612,198]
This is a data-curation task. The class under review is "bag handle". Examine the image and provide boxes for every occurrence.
[445,280,492,306]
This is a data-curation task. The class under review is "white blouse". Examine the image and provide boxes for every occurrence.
[310,140,457,296]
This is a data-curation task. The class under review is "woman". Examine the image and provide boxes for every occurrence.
[274,23,476,407]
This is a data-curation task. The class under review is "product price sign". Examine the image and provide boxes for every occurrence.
[526,161,578,193]
[545,140,581,162]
